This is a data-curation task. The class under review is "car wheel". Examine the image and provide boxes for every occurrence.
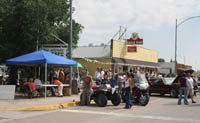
[97,94,107,107]
[111,93,121,106]
[160,93,165,96]
[170,89,178,98]
[149,92,151,96]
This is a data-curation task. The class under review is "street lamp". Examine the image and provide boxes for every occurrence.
[174,16,200,74]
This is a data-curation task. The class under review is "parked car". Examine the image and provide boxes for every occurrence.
[149,69,197,98]
[149,77,179,97]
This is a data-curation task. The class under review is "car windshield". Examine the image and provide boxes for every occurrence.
[162,78,175,85]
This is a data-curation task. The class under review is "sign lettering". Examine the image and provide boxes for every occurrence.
[127,46,137,52]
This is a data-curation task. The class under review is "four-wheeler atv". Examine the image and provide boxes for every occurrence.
[90,81,121,107]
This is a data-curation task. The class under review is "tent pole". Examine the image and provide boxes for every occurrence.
[45,63,47,98]
[77,67,80,83]
[38,66,40,77]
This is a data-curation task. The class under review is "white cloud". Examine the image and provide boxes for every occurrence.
[73,0,200,45]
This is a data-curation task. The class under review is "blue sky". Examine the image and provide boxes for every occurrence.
[73,0,200,70]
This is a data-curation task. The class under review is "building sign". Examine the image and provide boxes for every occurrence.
[127,38,143,45]
[127,32,143,45]
[127,46,137,52]
[41,47,67,57]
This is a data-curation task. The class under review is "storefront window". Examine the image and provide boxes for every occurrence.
[123,66,128,72]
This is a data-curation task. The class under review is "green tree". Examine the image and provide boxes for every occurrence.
[158,58,165,63]
[0,0,83,63]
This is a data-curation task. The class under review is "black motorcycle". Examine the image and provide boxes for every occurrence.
[122,72,150,106]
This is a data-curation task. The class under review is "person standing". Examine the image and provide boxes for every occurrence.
[124,72,134,109]
[117,72,125,95]
[108,69,112,79]
[80,76,93,106]
[178,73,189,105]
[59,69,65,83]
[34,77,42,89]
[103,71,109,83]
[94,67,101,85]
[100,68,105,80]
[192,75,198,96]
[187,73,196,103]
[110,75,116,87]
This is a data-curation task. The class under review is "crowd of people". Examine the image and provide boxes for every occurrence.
[80,67,141,109]
[22,68,78,98]
[12,65,199,108]
[80,67,200,109]
[178,72,198,105]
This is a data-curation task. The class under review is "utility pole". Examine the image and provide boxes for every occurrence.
[36,0,39,51]
[69,0,73,90]
[174,19,177,75]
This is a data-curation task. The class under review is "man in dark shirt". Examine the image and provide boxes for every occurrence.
[178,72,189,105]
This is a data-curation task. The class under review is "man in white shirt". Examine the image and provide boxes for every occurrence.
[108,69,112,79]
[94,67,101,85]
[117,72,125,94]
[187,73,196,103]
[34,77,43,96]
[34,77,42,89]
[100,68,105,80]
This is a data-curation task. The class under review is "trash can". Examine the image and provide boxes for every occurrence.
[72,80,79,94]
[64,88,71,96]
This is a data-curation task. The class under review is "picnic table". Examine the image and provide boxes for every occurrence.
[42,84,70,97]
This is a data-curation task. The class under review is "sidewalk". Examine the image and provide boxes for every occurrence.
[0,94,80,111]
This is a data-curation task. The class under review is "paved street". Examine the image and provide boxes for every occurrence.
[1,95,200,123]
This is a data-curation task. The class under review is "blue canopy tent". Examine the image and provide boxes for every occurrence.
[6,50,77,98]
[6,50,77,65]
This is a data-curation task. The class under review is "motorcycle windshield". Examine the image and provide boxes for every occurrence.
[134,72,148,84]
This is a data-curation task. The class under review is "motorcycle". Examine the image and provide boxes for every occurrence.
[122,72,150,106]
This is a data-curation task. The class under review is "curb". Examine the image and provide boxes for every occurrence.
[0,101,80,111]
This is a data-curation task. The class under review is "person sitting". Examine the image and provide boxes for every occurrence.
[23,78,36,98]
[34,77,43,96]
[34,77,42,89]
[80,76,93,106]
[53,77,63,97]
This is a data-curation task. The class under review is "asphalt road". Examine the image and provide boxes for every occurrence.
[1,95,200,123]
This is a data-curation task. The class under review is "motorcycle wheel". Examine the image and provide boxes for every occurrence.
[96,94,107,107]
[139,93,149,106]
[111,93,121,106]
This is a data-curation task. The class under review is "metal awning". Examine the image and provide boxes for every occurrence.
[112,57,159,68]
